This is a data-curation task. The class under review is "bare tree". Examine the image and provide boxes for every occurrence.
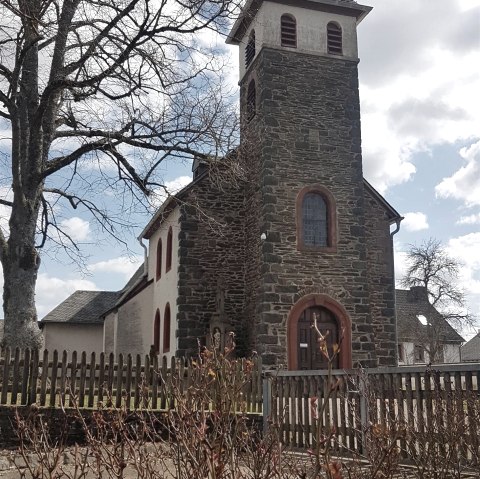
[0,0,241,349]
[400,238,474,362]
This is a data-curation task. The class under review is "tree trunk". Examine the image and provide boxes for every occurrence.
[2,200,43,350]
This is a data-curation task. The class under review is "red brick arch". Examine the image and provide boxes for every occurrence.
[287,293,352,370]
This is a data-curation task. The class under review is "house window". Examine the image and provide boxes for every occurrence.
[327,22,342,55]
[166,227,173,272]
[398,344,405,362]
[154,309,160,353]
[296,185,337,252]
[163,303,171,353]
[245,30,255,68]
[281,14,297,48]
[414,345,424,363]
[156,238,162,280]
[247,79,256,122]
[303,193,328,246]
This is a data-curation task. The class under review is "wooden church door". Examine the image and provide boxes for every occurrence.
[297,306,339,370]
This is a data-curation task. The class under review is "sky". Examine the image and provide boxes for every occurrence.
[0,0,479,339]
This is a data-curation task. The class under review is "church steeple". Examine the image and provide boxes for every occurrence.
[227,1,397,370]
[227,0,372,82]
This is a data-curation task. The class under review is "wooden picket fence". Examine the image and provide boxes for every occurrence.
[0,347,263,412]
[263,364,480,461]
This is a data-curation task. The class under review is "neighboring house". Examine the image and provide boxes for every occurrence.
[41,0,405,370]
[461,333,480,362]
[396,287,464,365]
[41,291,120,356]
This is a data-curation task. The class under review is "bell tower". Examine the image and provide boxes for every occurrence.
[227,1,393,369]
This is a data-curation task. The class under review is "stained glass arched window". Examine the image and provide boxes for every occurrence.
[302,193,328,247]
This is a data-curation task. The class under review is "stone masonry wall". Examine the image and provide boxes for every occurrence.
[364,189,397,366]
[241,48,378,368]
[176,168,246,357]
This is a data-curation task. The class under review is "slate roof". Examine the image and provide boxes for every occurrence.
[461,333,480,362]
[41,291,121,325]
[396,288,464,344]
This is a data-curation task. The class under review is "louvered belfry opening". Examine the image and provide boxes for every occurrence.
[327,22,342,55]
[281,14,297,48]
[245,30,256,67]
[247,79,256,122]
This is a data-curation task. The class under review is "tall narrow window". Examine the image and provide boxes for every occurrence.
[166,226,173,272]
[303,193,328,247]
[296,185,337,252]
[327,22,342,55]
[281,14,297,48]
[414,345,425,363]
[163,303,171,353]
[247,79,256,122]
[156,238,162,280]
[245,30,255,68]
[154,309,160,353]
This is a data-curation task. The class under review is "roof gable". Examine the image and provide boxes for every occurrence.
[461,333,480,361]
[41,291,120,325]
[363,179,402,223]
[396,288,464,343]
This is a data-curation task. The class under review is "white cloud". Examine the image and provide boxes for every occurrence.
[394,249,409,287]
[401,212,429,232]
[59,217,91,242]
[149,175,192,209]
[457,213,480,225]
[446,233,480,327]
[35,273,98,318]
[0,265,98,319]
[435,140,480,207]
[89,256,143,280]
[358,1,480,192]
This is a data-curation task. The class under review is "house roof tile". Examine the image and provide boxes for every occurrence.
[396,288,464,343]
[461,333,480,361]
[41,291,120,325]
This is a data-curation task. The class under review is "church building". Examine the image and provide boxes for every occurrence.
[42,0,403,369]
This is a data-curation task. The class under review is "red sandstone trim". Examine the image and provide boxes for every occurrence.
[287,293,352,370]
[296,184,337,253]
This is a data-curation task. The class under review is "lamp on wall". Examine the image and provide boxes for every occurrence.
[260,232,267,241]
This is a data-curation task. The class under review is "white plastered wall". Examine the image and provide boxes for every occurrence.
[43,323,103,358]
[238,1,359,80]
[103,311,117,355]
[399,342,430,366]
[399,342,461,365]
[148,207,180,361]
[114,283,154,357]
[443,344,461,363]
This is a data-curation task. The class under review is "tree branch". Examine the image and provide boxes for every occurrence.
[0,198,14,208]
[42,140,110,177]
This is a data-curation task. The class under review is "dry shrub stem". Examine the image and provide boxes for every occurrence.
[12,336,480,478]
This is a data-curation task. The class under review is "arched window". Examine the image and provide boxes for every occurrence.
[166,226,173,272]
[327,22,342,55]
[245,30,255,68]
[156,238,162,280]
[303,193,328,246]
[281,14,297,48]
[246,79,256,122]
[163,303,171,353]
[296,185,337,252]
[153,309,161,353]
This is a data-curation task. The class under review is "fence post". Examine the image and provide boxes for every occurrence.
[358,371,369,455]
[262,374,272,434]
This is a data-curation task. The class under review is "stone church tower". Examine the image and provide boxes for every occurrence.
[228,0,400,368]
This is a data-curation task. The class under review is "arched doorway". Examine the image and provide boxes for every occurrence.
[287,294,352,370]
[298,306,339,370]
